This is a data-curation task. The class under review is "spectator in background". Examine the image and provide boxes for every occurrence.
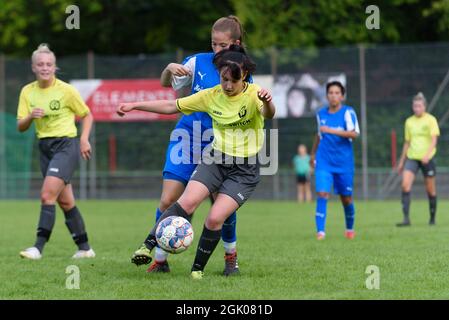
[293,144,312,202]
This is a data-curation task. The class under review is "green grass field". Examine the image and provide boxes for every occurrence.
[1,199,449,300]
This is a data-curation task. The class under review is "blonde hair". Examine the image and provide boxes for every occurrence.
[31,43,57,65]
[212,15,244,43]
[413,92,427,106]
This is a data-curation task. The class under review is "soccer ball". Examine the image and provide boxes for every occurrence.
[155,216,194,254]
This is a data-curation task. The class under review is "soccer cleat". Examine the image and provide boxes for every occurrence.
[429,218,436,226]
[20,247,42,260]
[396,220,411,227]
[131,244,153,266]
[223,252,240,276]
[191,270,204,280]
[146,260,170,273]
[345,230,355,239]
[72,248,96,259]
[316,231,326,240]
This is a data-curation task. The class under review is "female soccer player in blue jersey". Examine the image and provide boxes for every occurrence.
[141,16,245,275]
[117,46,275,279]
[310,81,359,240]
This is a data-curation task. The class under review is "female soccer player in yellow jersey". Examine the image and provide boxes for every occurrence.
[396,92,440,227]
[17,44,95,259]
[117,45,275,279]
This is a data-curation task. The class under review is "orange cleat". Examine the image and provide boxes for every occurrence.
[345,230,355,239]
[316,231,326,240]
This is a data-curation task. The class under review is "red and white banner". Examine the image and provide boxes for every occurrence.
[70,79,178,122]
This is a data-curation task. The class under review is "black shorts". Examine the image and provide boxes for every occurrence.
[189,151,260,207]
[404,158,436,178]
[296,174,309,184]
[39,137,80,184]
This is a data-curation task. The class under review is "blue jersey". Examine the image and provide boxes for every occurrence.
[173,52,217,133]
[163,52,220,183]
[315,105,360,173]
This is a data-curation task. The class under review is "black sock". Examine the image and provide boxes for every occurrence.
[401,191,411,221]
[191,225,222,272]
[144,202,191,250]
[34,204,56,253]
[64,206,90,251]
[428,194,437,222]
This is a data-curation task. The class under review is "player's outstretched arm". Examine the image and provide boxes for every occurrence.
[116,100,179,117]
[258,88,275,119]
[320,126,358,139]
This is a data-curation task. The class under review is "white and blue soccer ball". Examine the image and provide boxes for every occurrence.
[155,216,194,254]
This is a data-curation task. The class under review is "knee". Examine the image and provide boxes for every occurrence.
[41,190,57,205]
[177,198,198,214]
[341,196,352,206]
[159,194,178,212]
[317,192,329,199]
[205,215,223,230]
[402,183,411,192]
[58,200,74,212]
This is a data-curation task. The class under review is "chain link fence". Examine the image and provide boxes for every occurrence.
[1,43,449,200]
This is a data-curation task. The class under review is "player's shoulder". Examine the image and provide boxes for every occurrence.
[183,52,213,64]
[316,105,329,116]
[342,104,356,113]
[424,112,438,122]
[247,82,261,93]
[405,114,415,124]
[20,81,38,93]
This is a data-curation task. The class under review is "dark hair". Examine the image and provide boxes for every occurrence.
[212,15,244,43]
[213,44,256,82]
[326,81,345,96]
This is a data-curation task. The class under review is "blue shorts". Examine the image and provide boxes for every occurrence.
[315,170,354,196]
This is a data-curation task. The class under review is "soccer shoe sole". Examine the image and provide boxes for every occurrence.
[131,254,152,266]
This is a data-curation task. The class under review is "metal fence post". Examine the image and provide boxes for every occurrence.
[0,54,6,199]
[270,47,281,200]
[359,45,368,200]
[87,50,97,199]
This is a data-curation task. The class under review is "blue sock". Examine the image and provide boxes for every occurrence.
[315,197,328,233]
[343,203,355,230]
[221,211,237,243]
[155,208,163,223]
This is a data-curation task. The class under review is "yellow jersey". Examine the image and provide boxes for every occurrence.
[17,78,90,139]
[405,112,440,160]
[176,83,265,157]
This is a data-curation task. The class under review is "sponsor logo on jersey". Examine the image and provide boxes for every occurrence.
[238,106,247,119]
[49,100,61,111]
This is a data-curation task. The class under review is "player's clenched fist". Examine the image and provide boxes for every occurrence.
[31,107,45,119]
[257,88,272,102]
[116,102,135,117]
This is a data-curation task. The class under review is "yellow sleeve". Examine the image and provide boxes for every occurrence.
[176,89,210,115]
[68,85,90,117]
[404,119,410,142]
[429,116,440,136]
[17,87,30,119]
